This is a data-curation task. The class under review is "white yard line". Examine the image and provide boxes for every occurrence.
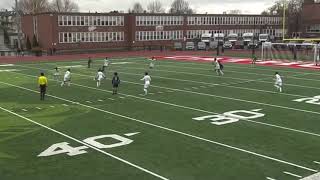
[149,58,320,76]
[22,109,28,112]
[62,104,69,107]
[36,107,42,110]
[0,81,317,173]
[108,98,115,101]
[283,171,302,178]
[266,177,277,180]
[115,71,308,98]
[116,66,320,91]
[313,161,320,165]
[148,63,320,82]
[9,71,320,139]
[0,106,169,180]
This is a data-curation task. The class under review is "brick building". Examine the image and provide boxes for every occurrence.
[21,12,283,52]
[301,0,320,38]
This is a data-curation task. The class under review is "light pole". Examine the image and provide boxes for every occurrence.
[216,16,220,56]
[15,0,22,50]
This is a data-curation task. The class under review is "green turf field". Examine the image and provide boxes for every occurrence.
[1,57,320,180]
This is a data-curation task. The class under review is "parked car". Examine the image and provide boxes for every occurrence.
[210,41,219,49]
[197,42,207,50]
[234,40,244,49]
[223,41,233,49]
[174,42,183,51]
[248,40,259,49]
[186,42,195,50]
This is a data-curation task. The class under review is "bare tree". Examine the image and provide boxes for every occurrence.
[50,0,79,12]
[17,0,50,14]
[169,0,193,14]
[262,0,285,15]
[147,0,165,13]
[262,0,304,38]
[131,2,144,13]
[227,9,242,14]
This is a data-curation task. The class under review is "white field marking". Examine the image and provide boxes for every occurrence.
[144,62,320,83]
[302,172,320,180]
[111,62,133,65]
[158,92,164,94]
[266,177,276,180]
[108,98,115,101]
[22,109,28,112]
[0,69,20,72]
[144,58,320,76]
[36,107,42,110]
[16,64,319,96]
[0,82,318,173]
[62,104,69,107]
[122,71,291,95]
[119,97,126,99]
[50,105,55,108]
[313,161,320,165]
[59,65,84,68]
[283,171,302,178]
[10,71,320,138]
[117,66,320,91]
[192,87,199,89]
[149,93,155,95]
[0,64,14,67]
[98,99,104,102]
[85,101,92,104]
[125,132,140,137]
[0,106,169,180]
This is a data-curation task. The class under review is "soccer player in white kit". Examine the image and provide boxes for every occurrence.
[149,57,156,69]
[141,72,151,95]
[214,59,224,76]
[53,67,60,81]
[274,72,283,92]
[102,57,110,72]
[61,69,71,87]
[95,69,106,87]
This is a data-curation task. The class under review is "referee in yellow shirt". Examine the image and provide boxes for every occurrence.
[38,73,48,100]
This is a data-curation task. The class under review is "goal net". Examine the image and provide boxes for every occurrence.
[261,42,320,65]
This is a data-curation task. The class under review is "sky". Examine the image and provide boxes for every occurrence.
[0,0,278,14]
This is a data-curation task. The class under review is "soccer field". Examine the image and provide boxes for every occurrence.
[1,56,320,180]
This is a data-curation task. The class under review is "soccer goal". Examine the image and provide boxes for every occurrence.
[261,42,320,65]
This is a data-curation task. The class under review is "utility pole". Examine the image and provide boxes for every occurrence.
[15,0,22,50]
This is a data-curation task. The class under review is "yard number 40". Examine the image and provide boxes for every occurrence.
[193,109,265,126]
[38,133,139,157]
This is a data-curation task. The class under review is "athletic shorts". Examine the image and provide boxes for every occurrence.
[144,82,150,89]
[113,84,119,88]
[275,81,282,86]
[64,77,70,82]
[40,85,46,93]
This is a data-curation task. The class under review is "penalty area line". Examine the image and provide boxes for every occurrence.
[0,106,170,180]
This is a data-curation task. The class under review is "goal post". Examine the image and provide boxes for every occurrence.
[261,42,319,65]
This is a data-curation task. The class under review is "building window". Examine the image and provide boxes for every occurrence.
[306,24,320,33]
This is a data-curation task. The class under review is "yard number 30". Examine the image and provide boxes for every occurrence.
[193,109,265,126]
